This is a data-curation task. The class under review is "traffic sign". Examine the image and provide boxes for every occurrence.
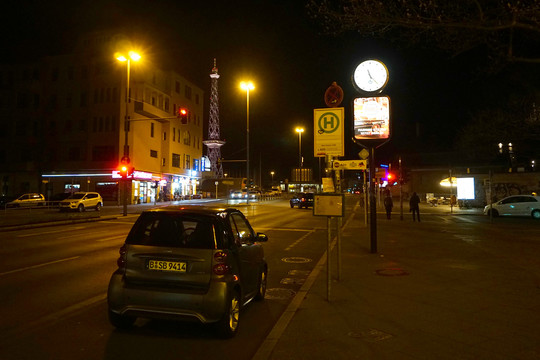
[314,107,344,157]
[333,160,367,170]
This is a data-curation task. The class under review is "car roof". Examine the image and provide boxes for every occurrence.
[143,205,240,217]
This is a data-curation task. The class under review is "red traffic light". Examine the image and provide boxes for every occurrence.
[119,165,128,178]
[178,108,188,124]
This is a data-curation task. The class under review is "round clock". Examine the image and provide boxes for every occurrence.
[352,59,389,93]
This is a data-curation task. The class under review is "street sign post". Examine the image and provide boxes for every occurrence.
[314,107,344,157]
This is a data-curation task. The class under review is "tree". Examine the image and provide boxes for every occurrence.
[307,0,540,68]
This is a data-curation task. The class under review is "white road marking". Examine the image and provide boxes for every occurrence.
[16,227,86,237]
[0,256,80,277]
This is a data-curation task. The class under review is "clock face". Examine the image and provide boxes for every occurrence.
[353,60,389,93]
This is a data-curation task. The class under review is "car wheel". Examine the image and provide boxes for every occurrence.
[532,210,540,220]
[108,309,135,329]
[290,202,294,208]
[95,203,102,211]
[215,290,240,338]
[489,209,499,217]
[78,204,84,212]
[255,269,267,301]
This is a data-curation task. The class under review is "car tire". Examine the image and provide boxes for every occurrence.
[290,202,294,208]
[532,210,540,220]
[95,203,102,211]
[489,209,499,217]
[215,290,240,338]
[108,309,135,329]
[77,204,84,212]
[255,269,267,301]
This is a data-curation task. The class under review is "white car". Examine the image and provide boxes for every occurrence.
[484,195,540,219]
[6,193,46,208]
[59,192,103,212]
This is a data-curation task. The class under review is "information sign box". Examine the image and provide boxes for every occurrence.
[313,194,344,217]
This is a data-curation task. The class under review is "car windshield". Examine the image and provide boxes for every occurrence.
[126,212,217,249]
[69,193,85,199]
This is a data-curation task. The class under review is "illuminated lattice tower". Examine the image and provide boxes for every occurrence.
[203,59,225,177]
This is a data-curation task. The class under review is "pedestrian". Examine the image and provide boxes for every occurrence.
[409,192,421,222]
[383,191,393,219]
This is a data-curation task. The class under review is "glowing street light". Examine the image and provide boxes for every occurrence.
[270,171,275,184]
[116,50,141,216]
[295,127,304,168]
[240,81,255,204]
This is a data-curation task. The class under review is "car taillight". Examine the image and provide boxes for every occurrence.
[117,244,127,269]
[213,251,231,275]
[301,198,306,202]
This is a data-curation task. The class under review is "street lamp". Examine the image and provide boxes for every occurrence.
[240,81,254,204]
[116,51,141,216]
[270,171,275,185]
[295,127,304,168]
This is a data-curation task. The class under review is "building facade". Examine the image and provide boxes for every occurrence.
[0,31,204,204]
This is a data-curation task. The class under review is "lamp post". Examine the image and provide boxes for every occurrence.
[240,81,254,204]
[116,51,141,216]
[295,127,304,168]
[270,171,275,185]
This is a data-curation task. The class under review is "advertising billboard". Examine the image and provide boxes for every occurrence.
[353,96,390,140]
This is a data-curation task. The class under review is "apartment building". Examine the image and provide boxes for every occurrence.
[0,31,204,204]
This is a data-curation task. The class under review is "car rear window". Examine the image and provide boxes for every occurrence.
[126,212,217,249]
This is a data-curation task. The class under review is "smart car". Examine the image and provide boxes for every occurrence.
[107,205,268,338]
[484,195,540,219]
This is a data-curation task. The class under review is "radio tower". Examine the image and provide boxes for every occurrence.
[203,59,225,177]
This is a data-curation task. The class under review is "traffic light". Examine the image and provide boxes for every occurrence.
[178,108,188,124]
[119,165,128,178]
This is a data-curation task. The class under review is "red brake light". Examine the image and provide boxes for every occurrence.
[213,251,230,275]
[117,244,127,269]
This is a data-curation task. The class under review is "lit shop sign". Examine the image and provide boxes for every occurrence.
[353,96,390,140]
[111,170,153,180]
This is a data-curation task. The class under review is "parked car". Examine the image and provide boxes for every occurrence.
[107,205,268,338]
[290,192,314,209]
[6,193,45,208]
[484,195,540,219]
[58,192,103,212]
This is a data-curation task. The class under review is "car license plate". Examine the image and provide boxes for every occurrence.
[148,260,187,272]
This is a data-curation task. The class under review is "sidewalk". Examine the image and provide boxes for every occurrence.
[255,203,540,360]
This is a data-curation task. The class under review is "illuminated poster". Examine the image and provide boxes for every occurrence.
[353,96,390,140]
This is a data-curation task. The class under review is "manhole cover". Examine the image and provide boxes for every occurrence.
[265,288,297,300]
[281,257,312,264]
[280,278,306,285]
[375,268,409,276]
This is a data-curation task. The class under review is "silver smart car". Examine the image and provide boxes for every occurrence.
[107,205,268,338]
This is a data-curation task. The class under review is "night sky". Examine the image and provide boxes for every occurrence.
[4,1,538,183]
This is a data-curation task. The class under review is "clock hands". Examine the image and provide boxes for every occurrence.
[367,70,379,85]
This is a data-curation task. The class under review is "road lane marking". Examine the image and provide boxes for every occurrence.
[16,227,86,237]
[0,256,80,277]
[96,235,127,242]
[285,230,316,251]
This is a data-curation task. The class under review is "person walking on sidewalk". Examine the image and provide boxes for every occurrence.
[409,192,421,222]
[384,191,393,219]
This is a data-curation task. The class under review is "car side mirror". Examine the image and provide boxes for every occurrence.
[256,233,268,242]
